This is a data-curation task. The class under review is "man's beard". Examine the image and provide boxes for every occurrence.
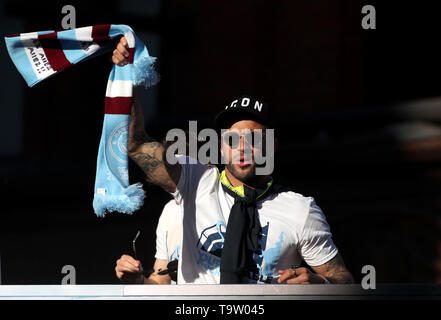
[225,163,258,185]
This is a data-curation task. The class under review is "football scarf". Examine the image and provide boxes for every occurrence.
[5,24,158,217]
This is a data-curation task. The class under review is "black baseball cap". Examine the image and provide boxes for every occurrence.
[214,95,271,130]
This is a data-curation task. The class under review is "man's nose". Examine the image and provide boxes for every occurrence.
[239,135,253,154]
[238,136,245,151]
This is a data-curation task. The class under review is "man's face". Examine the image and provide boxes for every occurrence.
[221,120,267,183]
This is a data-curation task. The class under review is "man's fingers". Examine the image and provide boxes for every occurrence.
[118,255,141,270]
[121,254,141,267]
[116,265,139,275]
[112,55,125,67]
[113,49,126,65]
[276,267,314,284]
[116,261,140,274]
[120,36,128,48]
[117,42,129,58]
[112,55,123,66]
[293,267,308,275]
[113,48,124,61]
[111,37,129,66]
[286,273,310,284]
[115,253,143,284]
[277,267,310,283]
[120,258,140,270]
[277,269,296,283]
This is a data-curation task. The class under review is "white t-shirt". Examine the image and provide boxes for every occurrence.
[171,156,338,284]
[154,199,183,263]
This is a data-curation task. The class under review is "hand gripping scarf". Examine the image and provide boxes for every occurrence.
[4,24,159,217]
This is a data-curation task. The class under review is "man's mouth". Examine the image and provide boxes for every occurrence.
[237,156,252,167]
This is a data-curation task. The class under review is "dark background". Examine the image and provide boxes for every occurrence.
[0,0,440,284]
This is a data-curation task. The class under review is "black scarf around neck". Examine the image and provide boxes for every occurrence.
[219,170,277,284]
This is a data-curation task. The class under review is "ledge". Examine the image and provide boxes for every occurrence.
[0,284,440,300]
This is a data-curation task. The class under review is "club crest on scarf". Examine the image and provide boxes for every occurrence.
[108,120,129,164]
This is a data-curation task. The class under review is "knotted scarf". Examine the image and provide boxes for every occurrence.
[219,170,276,284]
[4,24,158,217]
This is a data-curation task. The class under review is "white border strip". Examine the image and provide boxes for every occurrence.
[0,284,440,300]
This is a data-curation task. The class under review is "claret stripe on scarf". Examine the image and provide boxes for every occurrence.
[38,32,73,71]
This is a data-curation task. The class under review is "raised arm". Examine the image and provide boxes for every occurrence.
[113,37,181,193]
[128,89,181,192]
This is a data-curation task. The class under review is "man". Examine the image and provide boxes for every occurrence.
[114,36,353,284]
[115,199,182,284]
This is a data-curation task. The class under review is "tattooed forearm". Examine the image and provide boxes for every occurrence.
[131,142,162,175]
[128,91,155,152]
[326,271,354,284]
[312,254,354,284]
[130,141,180,193]
[127,88,181,193]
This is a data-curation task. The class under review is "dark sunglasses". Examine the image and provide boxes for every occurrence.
[222,130,265,148]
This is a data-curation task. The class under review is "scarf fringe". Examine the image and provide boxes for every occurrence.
[93,182,146,217]
[132,56,159,88]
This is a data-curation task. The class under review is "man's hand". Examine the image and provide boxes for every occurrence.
[109,37,181,193]
[277,254,354,284]
[277,267,328,284]
[115,254,145,284]
[112,36,129,66]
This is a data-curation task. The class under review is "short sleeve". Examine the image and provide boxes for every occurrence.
[170,155,211,204]
[298,198,339,267]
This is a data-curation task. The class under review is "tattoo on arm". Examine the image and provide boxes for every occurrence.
[127,91,181,193]
[130,142,180,193]
[312,253,354,284]
[131,142,162,175]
